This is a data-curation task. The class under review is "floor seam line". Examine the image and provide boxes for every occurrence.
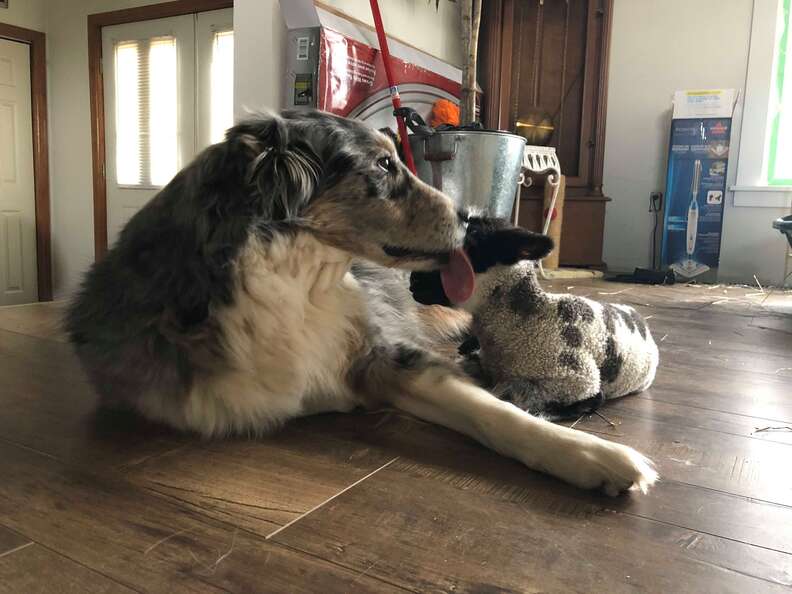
[633,395,792,425]
[616,509,792,558]
[592,408,792,446]
[272,539,415,592]
[0,541,34,559]
[661,478,792,509]
[0,436,60,462]
[265,456,399,540]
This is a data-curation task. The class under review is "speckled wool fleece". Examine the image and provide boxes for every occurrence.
[467,261,659,417]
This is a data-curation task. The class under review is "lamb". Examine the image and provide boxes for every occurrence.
[410,216,659,419]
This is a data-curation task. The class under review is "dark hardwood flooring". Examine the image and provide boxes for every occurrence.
[0,280,790,593]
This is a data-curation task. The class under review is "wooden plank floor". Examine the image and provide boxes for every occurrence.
[0,281,790,593]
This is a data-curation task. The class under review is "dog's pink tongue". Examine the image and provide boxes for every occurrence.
[441,249,475,304]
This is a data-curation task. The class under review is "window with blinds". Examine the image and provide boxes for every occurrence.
[114,36,178,187]
[113,29,234,187]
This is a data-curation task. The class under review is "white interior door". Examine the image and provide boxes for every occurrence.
[0,38,37,305]
[103,9,234,248]
[103,15,196,247]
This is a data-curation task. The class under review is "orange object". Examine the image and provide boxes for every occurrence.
[430,99,460,128]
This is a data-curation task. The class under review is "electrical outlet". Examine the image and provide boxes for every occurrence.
[649,191,662,212]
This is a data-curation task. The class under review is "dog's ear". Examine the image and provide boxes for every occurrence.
[228,116,322,221]
[379,127,404,161]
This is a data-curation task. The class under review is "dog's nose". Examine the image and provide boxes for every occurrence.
[457,208,470,224]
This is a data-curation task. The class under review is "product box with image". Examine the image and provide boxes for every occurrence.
[280,1,463,131]
[661,89,737,281]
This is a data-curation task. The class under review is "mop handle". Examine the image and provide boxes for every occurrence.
[369,0,417,174]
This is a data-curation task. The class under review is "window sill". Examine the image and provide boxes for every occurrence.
[731,185,792,208]
[730,185,792,192]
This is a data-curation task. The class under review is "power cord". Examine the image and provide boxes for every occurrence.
[649,192,662,270]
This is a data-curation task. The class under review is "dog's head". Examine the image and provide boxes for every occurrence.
[410,217,553,307]
[226,110,467,272]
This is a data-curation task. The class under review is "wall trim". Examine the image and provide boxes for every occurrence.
[732,186,792,208]
[731,185,792,192]
[88,0,233,260]
[0,22,52,301]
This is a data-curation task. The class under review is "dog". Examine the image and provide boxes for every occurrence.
[66,110,656,495]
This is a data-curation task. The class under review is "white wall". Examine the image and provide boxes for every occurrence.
[602,0,755,276]
[321,0,462,67]
[718,205,790,285]
[234,0,286,117]
[0,0,47,31]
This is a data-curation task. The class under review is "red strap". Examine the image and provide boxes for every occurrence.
[369,0,417,174]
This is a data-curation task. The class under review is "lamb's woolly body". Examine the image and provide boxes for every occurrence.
[467,261,658,415]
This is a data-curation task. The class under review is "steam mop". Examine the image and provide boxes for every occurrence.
[671,159,710,278]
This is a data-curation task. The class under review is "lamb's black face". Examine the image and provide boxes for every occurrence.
[463,217,554,272]
[409,216,553,306]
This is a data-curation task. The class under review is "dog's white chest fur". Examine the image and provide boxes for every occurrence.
[175,233,366,435]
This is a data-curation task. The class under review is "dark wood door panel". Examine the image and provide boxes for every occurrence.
[482,0,612,266]
[509,0,589,181]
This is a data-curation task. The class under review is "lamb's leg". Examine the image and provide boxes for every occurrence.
[494,377,604,420]
[493,351,603,417]
[362,346,657,495]
[458,333,480,356]
[456,350,491,386]
[493,377,556,412]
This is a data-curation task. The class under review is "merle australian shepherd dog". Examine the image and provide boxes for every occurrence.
[66,110,655,495]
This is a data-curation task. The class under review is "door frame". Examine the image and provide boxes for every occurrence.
[88,0,233,260]
[0,23,52,301]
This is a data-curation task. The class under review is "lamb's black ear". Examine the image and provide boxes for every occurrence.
[228,116,321,221]
[465,217,554,270]
[494,228,554,264]
[467,227,553,270]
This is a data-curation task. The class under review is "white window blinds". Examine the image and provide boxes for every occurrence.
[114,36,178,187]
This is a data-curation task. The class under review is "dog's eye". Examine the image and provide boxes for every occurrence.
[377,157,392,173]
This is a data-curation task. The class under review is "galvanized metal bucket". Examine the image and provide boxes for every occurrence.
[408,130,527,218]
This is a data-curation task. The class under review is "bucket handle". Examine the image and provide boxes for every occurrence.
[423,134,458,162]
[394,107,434,136]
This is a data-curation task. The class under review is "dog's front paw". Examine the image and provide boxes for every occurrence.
[544,434,658,496]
